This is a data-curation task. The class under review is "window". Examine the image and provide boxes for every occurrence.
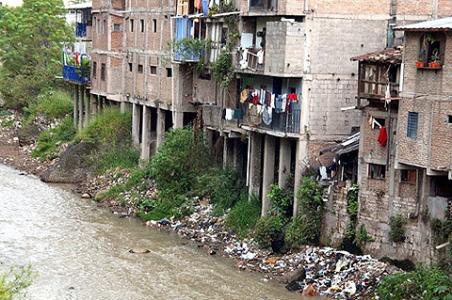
[130,19,134,32]
[138,64,144,73]
[407,112,419,139]
[166,68,172,77]
[419,33,445,64]
[369,164,386,180]
[101,63,106,81]
[140,19,145,32]
[128,63,133,72]
[375,118,386,127]
[93,62,97,79]
[150,66,157,74]
[153,19,157,33]
[401,170,417,184]
[448,115,452,123]
[103,20,106,34]
[113,23,122,32]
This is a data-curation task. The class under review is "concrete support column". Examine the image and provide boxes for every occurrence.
[73,86,79,128]
[156,108,166,148]
[262,135,276,216]
[120,101,126,113]
[84,89,90,127]
[293,138,308,217]
[78,85,84,130]
[132,103,140,147]
[223,137,235,169]
[278,139,292,188]
[205,128,214,151]
[248,132,263,200]
[97,95,102,112]
[140,106,151,161]
[173,111,184,129]
[91,94,97,116]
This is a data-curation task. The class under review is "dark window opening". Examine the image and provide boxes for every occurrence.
[419,33,445,64]
[130,19,134,32]
[153,19,157,33]
[128,63,133,72]
[113,23,122,32]
[448,115,452,123]
[369,164,386,180]
[388,64,398,83]
[92,62,97,79]
[150,66,157,74]
[166,68,172,77]
[407,112,419,139]
[140,19,145,32]
[375,118,386,127]
[199,70,211,80]
[401,169,417,185]
[138,64,143,73]
[430,176,452,197]
[100,63,106,81]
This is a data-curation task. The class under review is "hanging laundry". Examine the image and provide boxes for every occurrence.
[225,108,234,121]
[194,0,203,11]
[240,89,249,103]
[377,126,388,147]
[265,91,271,106]
[257,49,264,64]
[281,94,287,113]
[259,89,266,105]
[270,94,275,108]
[262,106,272,125]
[240,48,249,69]
[248,104,261,126]
[275,95,284,113]
[252,90,258,105]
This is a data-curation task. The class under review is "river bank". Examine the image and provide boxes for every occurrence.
[0,111,399,299]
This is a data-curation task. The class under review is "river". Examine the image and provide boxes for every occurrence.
[0,164,302,300]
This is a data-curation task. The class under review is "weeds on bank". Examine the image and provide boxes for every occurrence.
[24,90,73,124]
[0,266,32,300]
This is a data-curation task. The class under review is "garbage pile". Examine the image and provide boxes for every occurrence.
[147,201,399,299]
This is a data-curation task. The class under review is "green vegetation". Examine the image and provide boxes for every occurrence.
[92,145,140,175]
[254,215,284,249]
[0,0,73,109]
[284,217,305,249]
[225,195,261,238]
[389,214,407,243]
[296,177,324,245]
[268,184,292,218]
[25,90,73,123]
[0,266,32,300]
[355,224,375,245]
[376,266,452,300]
[32,115,76,159]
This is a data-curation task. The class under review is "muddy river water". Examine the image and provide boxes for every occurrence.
[0,164,302,300]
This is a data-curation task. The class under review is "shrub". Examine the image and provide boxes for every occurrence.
[32,115,76,159]
[268,184,292,218]
[0,266,32,300]
[25,89,73,122]
[355,224,375,246]
[194,167,245,215]
[225,195,261,238]
[93,145,140,175]
[284,217,305,249]
[376,266,452,299]
[254,216,284,249]
[389,214,407,243]
[77,108,132,145]
[147,127,210,202]
[296,176,324,245]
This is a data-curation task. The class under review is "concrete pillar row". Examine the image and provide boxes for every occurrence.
[293,138,308,217]
[262,135,276,217]
[173,111,184,129]
[78,85,84,130]
[156,108,166,149]
[73,85,79,128]
[91,94,97,115]
[278,138,292,189]
[84,89,90,127]
[132,103,140,147]
[140,105,151,161]
[248,132,263,201]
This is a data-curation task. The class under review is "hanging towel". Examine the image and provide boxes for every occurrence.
[270,94,275,108]
[377,126,388,147]
[262,106,272,125]
[240,89,249,103]
[225,108,234,121]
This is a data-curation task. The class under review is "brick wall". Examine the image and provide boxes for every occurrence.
[309,0,390,15]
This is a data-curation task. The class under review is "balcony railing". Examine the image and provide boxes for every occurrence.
[63,65,90,85]
[237,49,265,72]
[240,103,301,134]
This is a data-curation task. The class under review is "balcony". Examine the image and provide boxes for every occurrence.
[237,48,264,73]
[63,65,90,85]
[172,17,206,63]
[76,23,87,38]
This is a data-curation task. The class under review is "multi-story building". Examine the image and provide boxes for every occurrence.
[334,17,452,265]
[89,0,452,224]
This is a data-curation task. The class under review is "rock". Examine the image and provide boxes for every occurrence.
[95,190,110,202]
[285,268,306,291]
[158,218,171,226]
[302,283,318,297]
[40,142,95,183]
[128,248,151,254]
[17,124,41,146]
[81,193,91,199]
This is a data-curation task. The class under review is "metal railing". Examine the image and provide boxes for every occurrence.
[63,65,90,85]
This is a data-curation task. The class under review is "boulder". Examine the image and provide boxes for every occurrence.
[284,268,306,291]
[17,124,41,146]
[40,142,95,183]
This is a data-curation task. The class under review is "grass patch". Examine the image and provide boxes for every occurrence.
[225,195,261,238]
[376,266,452,299]
[32,115,76,159]
[93,145,140,175]
[0,266,32,300]
[25,89,73,123]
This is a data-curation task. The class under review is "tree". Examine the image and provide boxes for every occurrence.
[0,0,73,109]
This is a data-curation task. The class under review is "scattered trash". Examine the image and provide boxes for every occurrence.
[128,248,151,254]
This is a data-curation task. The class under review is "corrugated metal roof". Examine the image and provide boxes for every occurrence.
[395,17,452,31]
[351,47,402,64]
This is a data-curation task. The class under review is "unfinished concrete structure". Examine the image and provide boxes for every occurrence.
[63,2,93,129]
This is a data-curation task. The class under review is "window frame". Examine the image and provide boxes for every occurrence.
[140,19,145,33]
[113,23,122,32]
[92,61,97,79]
[400,169,417,185]
[166,67,172,77]
[100,63,106,81]
[150,65,157,75]
[138,64,144,73]
[407,112,419,139]
[368,163,386,180]
[130,19,134,32]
